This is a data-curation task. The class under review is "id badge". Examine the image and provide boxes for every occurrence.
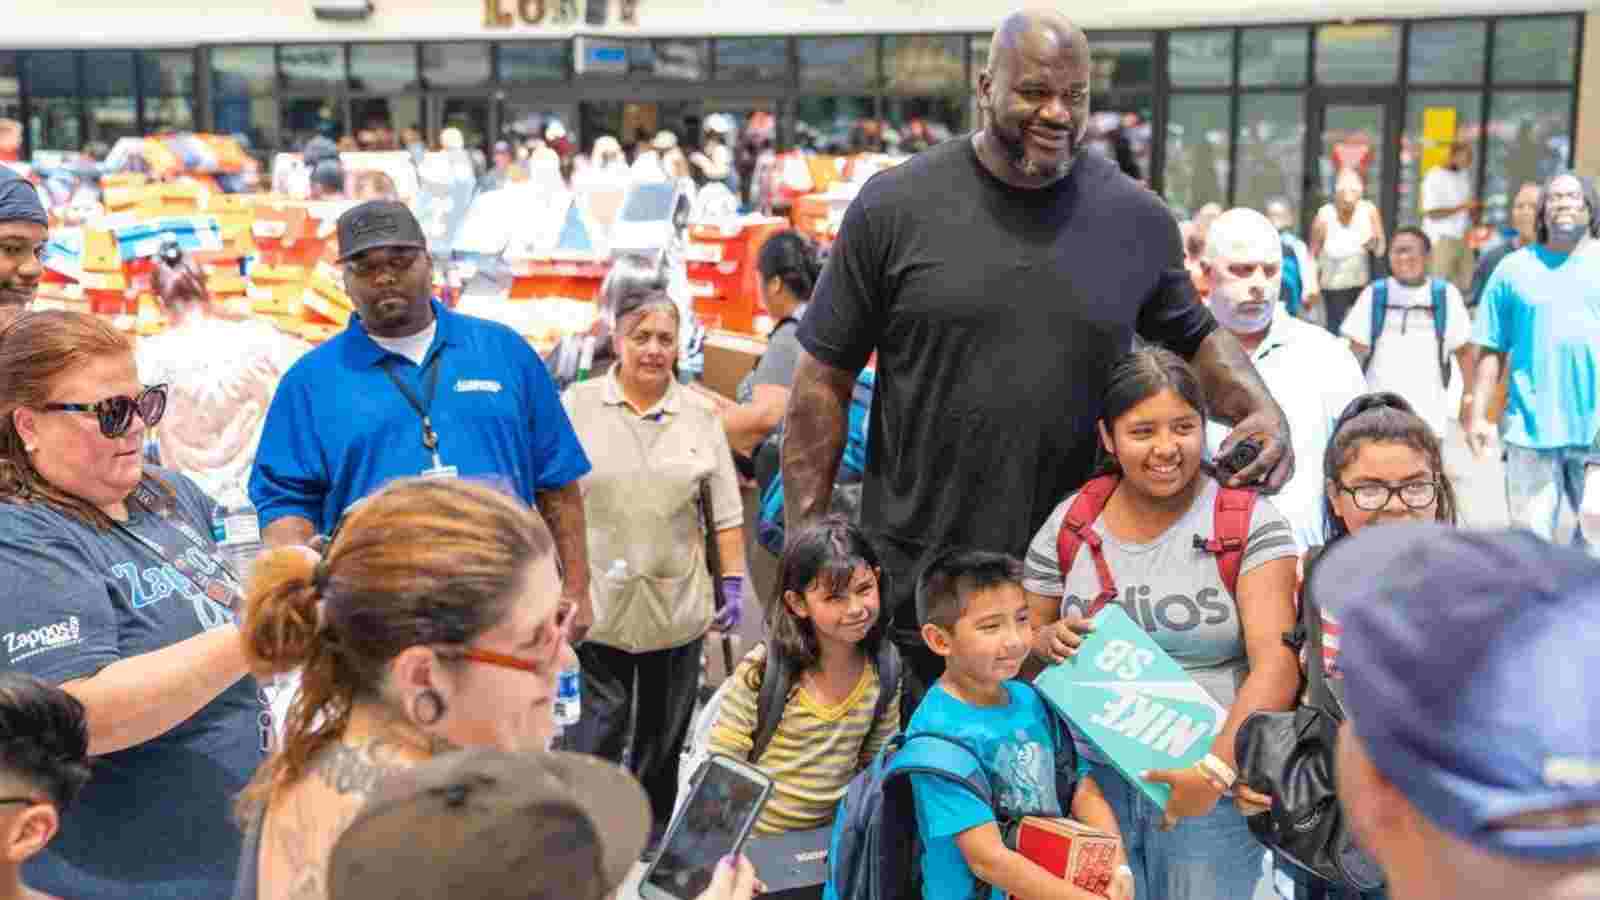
[422,464,460,480]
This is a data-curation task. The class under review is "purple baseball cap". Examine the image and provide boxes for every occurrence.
[1313,524,1600,862]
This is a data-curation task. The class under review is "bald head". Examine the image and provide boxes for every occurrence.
[988,10,1088,76]
[976,9,1092,187]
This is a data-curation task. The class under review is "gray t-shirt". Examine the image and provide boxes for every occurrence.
[2,468,267,899]
[1023,476,1298,711]
[735,306,807,405]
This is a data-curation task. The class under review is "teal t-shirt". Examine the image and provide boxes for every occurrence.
[906,682,1063,900]
[1474,243,1600,450]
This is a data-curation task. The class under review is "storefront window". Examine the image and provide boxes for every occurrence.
[500,41,569,82]
[351,96,418,149]
[140,51,195,98]
[280,44,345,91]
[1087,100,1153,184]
[422,42,490,88]
[29,97,81,153]
[651,39,708,81]
[794,95,876,152]
[714,38,787,82]
[1169,30,1233,88]
[81,52,134,98]
[1240,27,1307,86]
[1408,21,1485,84]
[281,97,344,149]
[1315,24,1399,85]
[23,53,78,97]
[1164,94,1231,219]
[1,52,21,154]
[211,46,278,153]
[883,36,964,94]
[87,96,138,146]
[1493,17,1578,84]
[1090,36,1154,93]
[1486,91,1572,224]
[1235,93,1304,219]
[1398,92,1482,228]
[798,37,878,90]
[350,43,417,93]
[882,95,963,151]
[145,97,194,133]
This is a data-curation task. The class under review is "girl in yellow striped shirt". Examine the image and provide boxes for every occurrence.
[708,517,902,834]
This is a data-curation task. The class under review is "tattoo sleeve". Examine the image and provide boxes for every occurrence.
[781,351,859,540]
[535,481,590,596]
[1189,327,1276,427]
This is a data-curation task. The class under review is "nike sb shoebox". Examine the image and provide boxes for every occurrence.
[1033,606,1227,809]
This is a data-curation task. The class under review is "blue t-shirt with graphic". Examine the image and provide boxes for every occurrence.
[1474,244,1600,450]
[907,681,1063,900]
[0,467,267,900]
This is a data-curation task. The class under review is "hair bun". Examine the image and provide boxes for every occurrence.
[240,547,327,677]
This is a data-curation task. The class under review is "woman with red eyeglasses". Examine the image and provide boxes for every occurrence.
[0,310,264,899]
[232,476,583,900]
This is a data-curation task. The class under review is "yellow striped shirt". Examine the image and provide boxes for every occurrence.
[708,643,900,835]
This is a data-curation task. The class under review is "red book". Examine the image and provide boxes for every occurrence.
[1007,817,1121,899]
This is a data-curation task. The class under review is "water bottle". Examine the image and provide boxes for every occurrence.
[553,666,581,729]
[213,500,264,582]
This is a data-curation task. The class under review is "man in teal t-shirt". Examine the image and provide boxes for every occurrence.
[1467,172,1600,550]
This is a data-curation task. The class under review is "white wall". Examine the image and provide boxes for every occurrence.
[4,0,1586,46]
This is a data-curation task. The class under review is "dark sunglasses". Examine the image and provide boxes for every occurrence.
[41,384,168,438]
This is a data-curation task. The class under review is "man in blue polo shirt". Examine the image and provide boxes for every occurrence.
[250,200,595,633]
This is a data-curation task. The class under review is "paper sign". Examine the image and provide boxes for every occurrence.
[1033,606,1227,810]
[1419,107,1459,189]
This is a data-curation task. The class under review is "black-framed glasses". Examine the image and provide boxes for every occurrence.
[1337,479,1439,512]
[41,384,168,439]
[345,249,422,279]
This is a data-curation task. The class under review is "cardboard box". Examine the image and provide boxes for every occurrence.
[701,330,767,400]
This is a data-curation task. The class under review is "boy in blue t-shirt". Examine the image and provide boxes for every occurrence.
[908,549,1133,900]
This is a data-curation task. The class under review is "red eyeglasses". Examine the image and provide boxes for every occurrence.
[447,602,573,675]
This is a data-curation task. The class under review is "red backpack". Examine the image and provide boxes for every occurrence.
[1055,474,1258,615]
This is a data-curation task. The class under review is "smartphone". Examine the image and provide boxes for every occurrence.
[639,754,774,900]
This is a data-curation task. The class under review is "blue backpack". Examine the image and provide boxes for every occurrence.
[1367,278,1452,387]
[822,684,1081,900]
[757,367,875,554]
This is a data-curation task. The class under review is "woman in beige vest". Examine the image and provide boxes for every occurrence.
[561,281,747,844]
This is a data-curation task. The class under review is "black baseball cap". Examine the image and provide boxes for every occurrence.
[336,200,428,262]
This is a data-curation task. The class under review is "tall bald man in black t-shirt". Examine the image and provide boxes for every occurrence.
[784,10,1293,717]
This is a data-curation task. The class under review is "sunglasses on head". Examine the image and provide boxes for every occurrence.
[41,384,168,438]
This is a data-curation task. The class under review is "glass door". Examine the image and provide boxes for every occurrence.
[430,95,492,156]
[1310,90,1399,235]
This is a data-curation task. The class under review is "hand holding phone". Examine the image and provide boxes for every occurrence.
[640,755,774,900]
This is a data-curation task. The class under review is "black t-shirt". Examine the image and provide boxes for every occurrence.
[798,138,1215,575]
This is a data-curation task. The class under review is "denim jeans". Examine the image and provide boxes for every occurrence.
[1089,762,1265,900]
[1504,444,1592,550]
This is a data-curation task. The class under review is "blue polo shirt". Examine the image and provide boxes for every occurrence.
[249,300,591,534]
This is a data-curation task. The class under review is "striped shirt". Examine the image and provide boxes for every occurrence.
[708,643,900,835]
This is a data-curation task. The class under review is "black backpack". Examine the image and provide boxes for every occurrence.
[1364,278,1452,388]
[1235,554,1385,892]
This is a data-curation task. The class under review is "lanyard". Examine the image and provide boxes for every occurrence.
[117,491,244,614]
[382,349,446,469]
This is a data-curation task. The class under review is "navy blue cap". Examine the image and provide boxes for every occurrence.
[1313,524,1600,862]
[0,165,47,227]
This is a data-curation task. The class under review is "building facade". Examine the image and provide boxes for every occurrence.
[1,0,1587,233]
